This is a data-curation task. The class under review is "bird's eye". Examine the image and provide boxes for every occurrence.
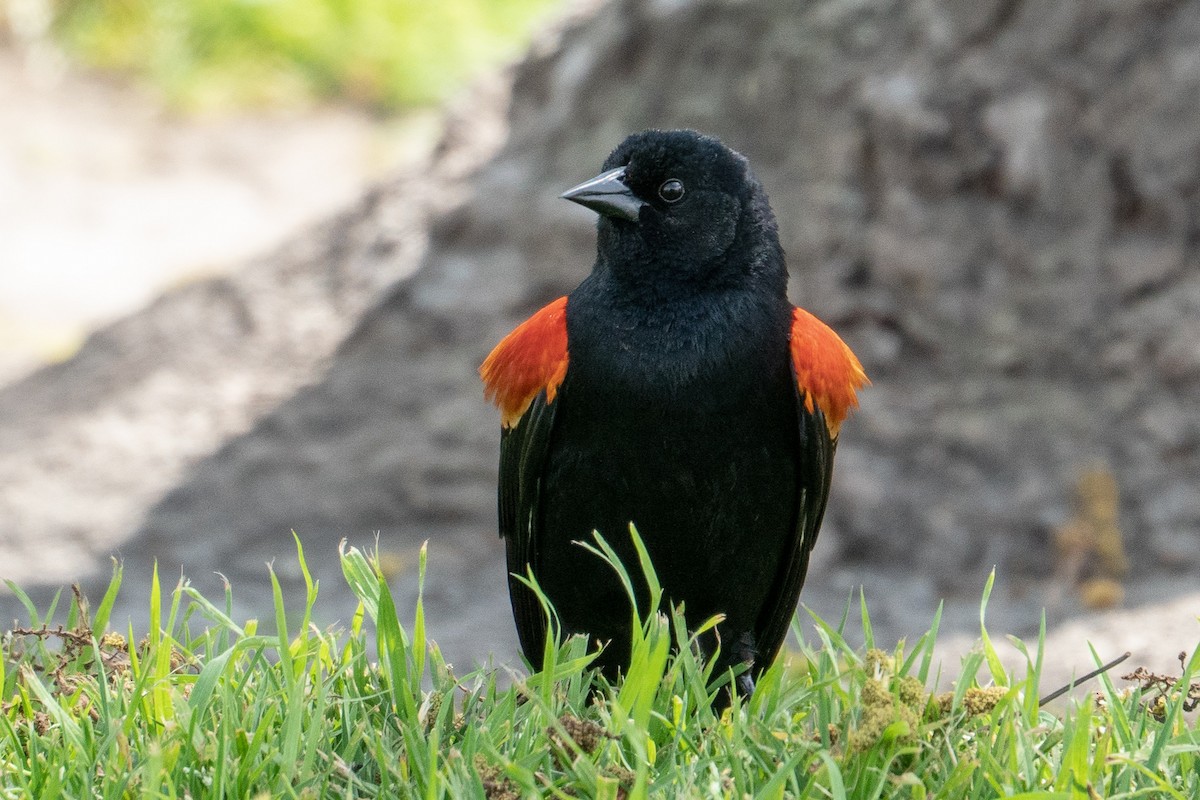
[658,178,685,203]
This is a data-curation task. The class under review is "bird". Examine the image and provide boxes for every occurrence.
[480,129,867,698]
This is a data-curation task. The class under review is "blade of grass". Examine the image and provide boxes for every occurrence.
[979,568,1008,685]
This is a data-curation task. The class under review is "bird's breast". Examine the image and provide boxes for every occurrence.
[542,293,801,626]
[565,292,791,410]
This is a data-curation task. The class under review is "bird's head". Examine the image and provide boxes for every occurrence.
[561,129,785,295]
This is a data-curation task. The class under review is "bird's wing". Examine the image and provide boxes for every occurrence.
[754,306,868,670]
[497,392,559,659]
[480,296,570,660]
[753,377,836,672]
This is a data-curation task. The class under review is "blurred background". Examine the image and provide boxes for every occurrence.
[1,0,1198,690]
[0,0,558,381]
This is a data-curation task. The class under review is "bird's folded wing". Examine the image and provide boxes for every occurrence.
[754,391,835,672]
[497,393,559,658]
[480,296,571,658]
[754,306,868,668]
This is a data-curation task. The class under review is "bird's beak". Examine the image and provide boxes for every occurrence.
[560,167,646,222]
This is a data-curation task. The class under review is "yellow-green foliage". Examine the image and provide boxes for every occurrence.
[849,650,940,752]
[961,685,1007,716]
[849,677,920,752]
[50,0,561,110]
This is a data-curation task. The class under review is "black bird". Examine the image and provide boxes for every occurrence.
[481,129,867,697]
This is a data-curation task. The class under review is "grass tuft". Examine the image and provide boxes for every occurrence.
[1,535,1198,797]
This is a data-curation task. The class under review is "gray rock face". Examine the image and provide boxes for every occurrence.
[5,0,1200,668]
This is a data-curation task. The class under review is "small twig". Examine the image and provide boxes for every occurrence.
[1039,651,1132,705]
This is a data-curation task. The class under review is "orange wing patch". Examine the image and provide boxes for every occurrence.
[480,297,570,428]
[790,307,869,437]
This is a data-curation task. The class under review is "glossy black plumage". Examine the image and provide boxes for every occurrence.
[498,130,836,697]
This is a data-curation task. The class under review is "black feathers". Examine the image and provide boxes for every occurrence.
[492,129,839,700]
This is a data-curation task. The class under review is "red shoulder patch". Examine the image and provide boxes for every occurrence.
[480,297,570,428]
[789,307,869,437]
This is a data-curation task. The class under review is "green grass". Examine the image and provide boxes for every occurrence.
[47,0,561,111]
[2,531,1198,798]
